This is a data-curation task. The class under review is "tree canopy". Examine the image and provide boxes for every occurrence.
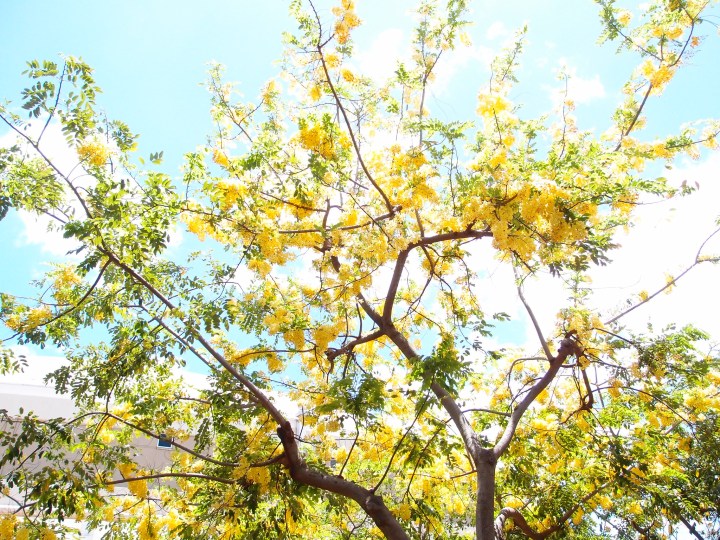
[1,1,720,539]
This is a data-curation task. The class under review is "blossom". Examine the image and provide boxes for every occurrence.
[341,68,355,82]
[332,0,361,44]
[212,148,230,168]
[309,84,322,102]
[617,10,631,26]
[477,93,510,117]
[77,139,110,167]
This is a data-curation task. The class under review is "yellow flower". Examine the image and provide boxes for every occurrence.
[617,10,631,26]
[641,60,674,88]
[284,328,306,349]
[324,53,341,68]
[77,139,110,167]
[489,150,507,168]
[128,478,149,499]
[266,353,284,372]
[261,79,277,103]
[627,501,643,515]
[666,26,683,40]
[247,259,272,277]
[298,121,347,159]
[40,529,57,540]
[596,494,613,510]
[313,325,337,351]
[7,305,53,332]
[341,68,355,82]
[477,93,509,117]
[212,148,230,168]
[333,0,361,44]
[397,503,411,521]
[0,516,17,539]
[309,84,322,102]
[246,466,271,489]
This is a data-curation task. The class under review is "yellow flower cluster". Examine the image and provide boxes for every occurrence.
[182,213,211,241]
[245,466,271,491]
[463,179,593,262]
[137,508,157,540]
[212,148,230,168]
[313,324,339,351]
[227,348,261,368]
[247,258,272,277]
[129,478,149,499]
[396,503,412,521]
[309,84,323,102]
[215,179,246,210]
[261,79,278,104]
[477,93,510,118]
[652,25,683,40]
[51,265,83,304]
[266,352,284,372]
[53,266,82,289]
[263,305,293,335]
[341,68,355,82]
[684,389,719,412]
[324,53,341,68]
[284,328,306,349]
[298,121,347,160]
[616,10,632,26]
[332,0,361,44]
[641,60,674,89]
[117,461,147,498]
[376,147,440,209]
[0,516,16,540]
[5,305,52,332]
[77,139,110,167]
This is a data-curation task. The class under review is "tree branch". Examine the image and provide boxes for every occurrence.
[494,334,580,458]
[606,226,720,325]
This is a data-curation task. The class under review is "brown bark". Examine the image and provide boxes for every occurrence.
[277,421,411,540]
[476,448,498,540]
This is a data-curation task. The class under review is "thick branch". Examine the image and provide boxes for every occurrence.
[383,228,491,323]
[494,334,580,458]
[326,329,385,362]
[276,420,410,540]
[495,482,606,540]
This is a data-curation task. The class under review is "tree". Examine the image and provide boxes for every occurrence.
[1,0,719,538]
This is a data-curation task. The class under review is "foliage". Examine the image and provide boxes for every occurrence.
[1,1,720,539]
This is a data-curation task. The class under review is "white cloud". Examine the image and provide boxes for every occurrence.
[589,152,720,338]
[485,21,509,41]
[430,43,494,96]
[546,64,606,107]
[356,28,408,84]
[16,212,80,257]
[355,27,493,97]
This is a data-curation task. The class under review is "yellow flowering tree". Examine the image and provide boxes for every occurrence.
[1,1,720,539]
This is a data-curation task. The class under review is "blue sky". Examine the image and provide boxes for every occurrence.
[2,0,720,365]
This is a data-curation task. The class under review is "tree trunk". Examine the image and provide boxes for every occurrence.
[476,448,498,540]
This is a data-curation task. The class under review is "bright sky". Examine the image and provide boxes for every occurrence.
[2,0,720,370]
